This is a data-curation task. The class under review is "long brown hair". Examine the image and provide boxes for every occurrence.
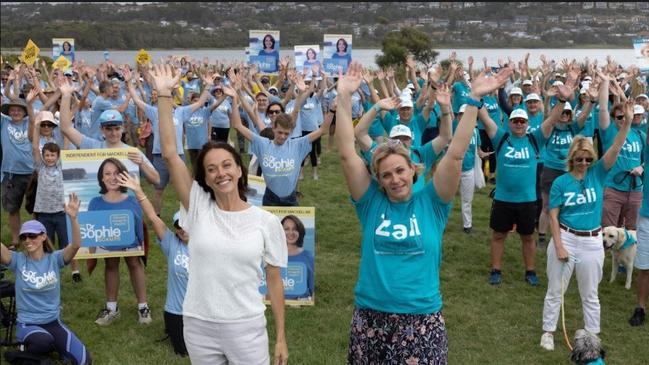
[194,141,249,202]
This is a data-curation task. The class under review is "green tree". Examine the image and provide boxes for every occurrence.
[375,27,438,68]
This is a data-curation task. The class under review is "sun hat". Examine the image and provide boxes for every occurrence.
[563,102,572,112]
[19,220,47,238]
[510,108,529,120]
[389,124,413,139]
[37,110,59,126]
[1,98,28,115]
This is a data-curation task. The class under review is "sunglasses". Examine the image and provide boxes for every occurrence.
[574,157,593,163]
[40,123,56,128]
[511,119,527,125]
[261,80,270,84]
[561,111,572,115]
[268,109,282,115]
[614,115,625,121]
[21,233,41,239]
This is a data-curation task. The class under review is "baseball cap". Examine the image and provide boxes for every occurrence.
[525,93,541,102]
[99,110,124,126]
[268,86,279,93]
[510,108,529,120]
[389,124,413,139]
[458,104,467,114]
[579,88,588,95]
[20,220,47,238]
[261,76,270,83]
[563,101,572,111]
[636,94,648,101]
[583,76,592,81]
[510,87,523,96]
[63,69,73,77]
[522,80,533,86]
[634,105,646,115]
[553,80,564,86]
[399,97,414,109]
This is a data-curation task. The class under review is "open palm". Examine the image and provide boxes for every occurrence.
[148,64,181,94]
[337,61,363,95]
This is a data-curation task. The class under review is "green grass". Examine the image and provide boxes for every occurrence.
[1,135,648,364]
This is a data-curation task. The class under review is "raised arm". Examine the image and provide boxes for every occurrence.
[117,172,167,240]
[477,106,499,139]
[307,108,334,143]
[31,111,42,165]
[150,64,192,210]
[432,84,453,154]
[354,97,399,148]
[335,62,371,200]
[123,68,149,111]
[59,78,84,147]
[224,86,253,141]
[602,101,633,170]
[187,72,215,113]
[434,68,513,202]
[62,193,82,264]
[597,70,611,131]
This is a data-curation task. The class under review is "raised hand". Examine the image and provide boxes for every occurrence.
[435,83,452,106]
[122,66,132,82]
[337,61,363,95]
[64,193,81,219]
[26,87,40,104]
[623,99,635,124]
[222,85,237,98]
[59,76,76,95]
[469,67,514,98]
[376,96,400,111]
[406,55,416,70]
[362,69,375,84]
[148,64,181,94]
[467,56,474,67]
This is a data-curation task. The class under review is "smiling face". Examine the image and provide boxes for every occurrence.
[272,125,292,146]
[337,39,346,53]
[526,100,540,114]
[571,151,594,174]
[559,110,572,124]
[256,94,269,111]
[307,49,316,60]
[398,107,413,122]
[203,148,243,198]
[511,94,522,105]
[101,125,123,145]
[101,161,122,193]
[508,117,528,137]
[283,218,300,247]
[42,149,59,167]
[39,121,56,137]
[377,153,414,202]
[8,105,26,122]
[21,232,46,255]
[264,35,274,50]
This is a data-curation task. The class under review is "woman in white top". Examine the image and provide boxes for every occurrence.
[151,64,288,365]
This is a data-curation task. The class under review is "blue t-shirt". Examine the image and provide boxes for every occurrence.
[543,122,583,171]
[9,250,66,324]
[451,81,470,114]
[286,250,314,300]
[251,134,312,197]
[298,94,323,132]
[88,195,143,250]
[492,128,546,203]
[74,108,93,138]
[38,129,64,153]
[144,104,191,155]
[601,124,645,192]
[1,115,33,177]
[257,49,279,72]
[331,52,352,68]
[159,230,189,315]
[549,160,608,231]
[209,98,232,129]
[352,179,451,314]
[90,96,114,140]
[184,106,210,150]
[181,79,202,103]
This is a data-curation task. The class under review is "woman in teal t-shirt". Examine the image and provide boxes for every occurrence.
[540,101,633,351]
[336,61,512,363]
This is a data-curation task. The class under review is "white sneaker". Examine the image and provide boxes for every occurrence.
[138,306,152,324]
[540,332,554,351]
[95,307,120,326]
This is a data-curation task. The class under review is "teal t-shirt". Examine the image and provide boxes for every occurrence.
[452,121,480,172]
[549,160,608,231]
[639,147,649,217]
[482,95,502,130]
[451,81,470,114]
[542,122,583,171]
[363,100,386,138]
[491,128,546,202]
[601,124,645,192]
[352,179,452,314]
[381,112,427,147]
[503,109,543,133]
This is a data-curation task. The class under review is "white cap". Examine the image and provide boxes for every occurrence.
[618,73,628,79]
[583,76,592,81]
[634,105,646,115]
[522,79,533,86]
[579,88,588,95]
[401,88,413,96]
[563,101,572,111]
[510,108,529,120]
[553,80,564,86]
[525,93,541,102]
[636,93,648,100]
[389,124,413,139]
[268,86,279,93]
[458,104,467,114]
[510,87,523,96]
[406,82,415,90]
[399,97,414,109]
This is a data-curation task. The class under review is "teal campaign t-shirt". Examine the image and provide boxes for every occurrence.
[549,160,608,231]
[503,109,543,133]
[352,179,452,314]
[491,128,546,203]
[452,121,480,172]
[482,94,502,130]
[542,122,583,171]
[601,124,645,192]
[381,112,427,148]
[639,147,649,217]
[451,81,470,114]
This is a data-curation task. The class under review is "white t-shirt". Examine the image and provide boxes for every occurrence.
[180,181,287,323]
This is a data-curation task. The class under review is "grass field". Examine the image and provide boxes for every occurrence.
[1,134,647,364]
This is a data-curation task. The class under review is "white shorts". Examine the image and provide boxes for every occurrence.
[635,215,649,270]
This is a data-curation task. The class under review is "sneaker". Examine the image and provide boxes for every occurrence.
[540,332,554,351]
[313,173,319,180]
[525,271,539,287]
[138,307,152,324]
[95,308,120,326]
[463,227,472,234]
[489,270,502,285]
[72,272,82,283]
[629,307,645,327]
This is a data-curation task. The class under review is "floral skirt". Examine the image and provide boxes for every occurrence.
[348,308,448,365]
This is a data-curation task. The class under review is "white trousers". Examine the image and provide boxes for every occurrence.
[460,169,475,228]
[542,230,604,334]
[183,315,269,365]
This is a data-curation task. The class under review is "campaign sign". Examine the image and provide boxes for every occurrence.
[248,30,280,74]
[246,174,266,207]
[633,38,649,75]
[323,59,348,75]
[322,34,352,74]
[259,207,316,306]
[294,45,321,75]
[52,38,75,63]
[67,210,134,247]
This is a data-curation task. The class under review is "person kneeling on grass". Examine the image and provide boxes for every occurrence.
[117,171,189,356]
[1,193,92,365]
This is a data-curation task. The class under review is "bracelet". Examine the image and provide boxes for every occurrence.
[158,94,173,98]
[465,96,484,109]
[137,196,148,202]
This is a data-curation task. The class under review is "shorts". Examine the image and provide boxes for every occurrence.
[153,153,185,190]
[541,166,565,195]
[635,215,649,270]
[490,200,537,235]
[1,173,32,214]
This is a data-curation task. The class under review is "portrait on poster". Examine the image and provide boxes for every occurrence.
[322,34,352,74]
[52,38,75,63]
[249,30,280,73]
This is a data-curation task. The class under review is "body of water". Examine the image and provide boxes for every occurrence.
[4,48,637,68]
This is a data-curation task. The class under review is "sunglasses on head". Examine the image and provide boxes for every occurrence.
[268,109,282,115]
[21,233,41,239]
[574,157,593,163]
[614,115,625,121]
[511,119,527,125]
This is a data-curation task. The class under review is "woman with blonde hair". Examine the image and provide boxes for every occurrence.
[540,100,634,351]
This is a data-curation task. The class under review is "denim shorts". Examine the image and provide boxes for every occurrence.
[635,215,649,270]
[153,153,185,190]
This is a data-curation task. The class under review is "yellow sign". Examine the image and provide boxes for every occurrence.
[21,39,40,66]
[53,55,72,70]
[135,49,151,65]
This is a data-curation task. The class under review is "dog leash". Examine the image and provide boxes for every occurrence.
[560,255,581,352]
